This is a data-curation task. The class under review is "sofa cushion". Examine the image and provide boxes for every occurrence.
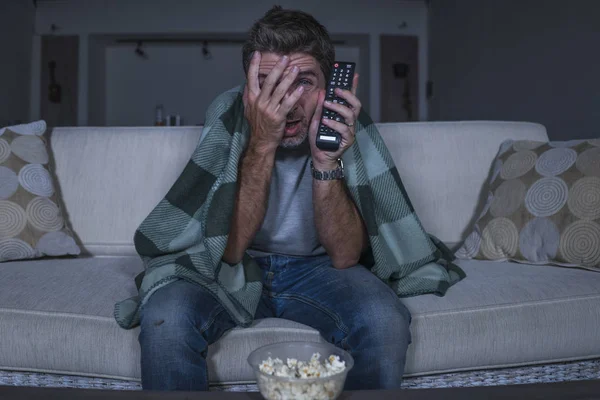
[402,259,600,375]
[2,256,600,383]
[0,121,80,262]
[0,256,323,383]
[456,138,600,270]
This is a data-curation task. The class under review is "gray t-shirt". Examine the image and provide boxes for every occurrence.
[247,141,326,258]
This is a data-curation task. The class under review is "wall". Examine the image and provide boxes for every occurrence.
[429,0,600,140]
[0,0,35,127]
[105,42,359,127]
[32,0,430,125]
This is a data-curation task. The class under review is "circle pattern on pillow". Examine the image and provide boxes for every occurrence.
[0,139,10,163]
[525,177,568,217]
[490,179,527,217]
[0,200,27,238]
[11,135,49,164]
[567,177,600,220]
[0,238,37,261]
[481,217,519,259]
[36,231,81,256]
[457,138,600,269]
[0,166,19,199]
[26,197,64,232]
[519,218,560,263]
[500,150,537,180]
[0,122,81,262]
[575,148,600,177]
[559,220,600,267]
[18,164,54,197]
[4,120,46,136]
[456,226,482,259]
[535,148,577,176]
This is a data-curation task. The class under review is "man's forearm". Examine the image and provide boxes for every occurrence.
[222,144,275,264]
[313,170,369,269]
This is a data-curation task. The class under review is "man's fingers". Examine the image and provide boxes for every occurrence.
[335,87,362,118]
[269,66,300,110]
[321,118,354,144]
[243,84,249,109]
[351,73,359,96]
[247,51,261,95]
[323,100,354,126]
[259,55,290,102]
[279,83,304,113]
[309,90,326,139]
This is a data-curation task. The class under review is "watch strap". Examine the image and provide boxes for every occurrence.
[311,160,344,180]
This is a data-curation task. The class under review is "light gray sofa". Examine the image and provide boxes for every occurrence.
[2,121,599,389]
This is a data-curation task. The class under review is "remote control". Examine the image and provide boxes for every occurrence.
[316,61,356,151]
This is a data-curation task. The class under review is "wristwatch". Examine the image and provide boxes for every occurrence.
[311,159,344,180]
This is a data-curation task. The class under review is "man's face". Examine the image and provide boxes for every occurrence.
[257,52,326,149]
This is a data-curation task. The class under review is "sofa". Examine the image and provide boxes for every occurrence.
[1,120,599,390]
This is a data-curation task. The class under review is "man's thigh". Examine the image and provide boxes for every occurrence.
[139,279,237,346]
[271,256,412,349]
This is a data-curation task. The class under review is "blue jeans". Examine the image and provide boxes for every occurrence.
[138,254,412,391]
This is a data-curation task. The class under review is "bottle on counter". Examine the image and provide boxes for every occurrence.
[166,114,182,126]
[154,104,165,126]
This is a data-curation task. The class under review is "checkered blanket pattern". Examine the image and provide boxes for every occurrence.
[114,85,465,329]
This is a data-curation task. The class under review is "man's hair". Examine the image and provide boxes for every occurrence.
[242,5,335,81]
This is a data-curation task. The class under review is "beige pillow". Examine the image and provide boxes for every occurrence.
[0,121,80,262]
[456,138,600,271]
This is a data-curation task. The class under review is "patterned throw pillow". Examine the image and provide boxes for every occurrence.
[456,138,600,271]
[0,120,80,262]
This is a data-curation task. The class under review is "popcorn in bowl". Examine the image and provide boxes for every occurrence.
[248,342,354,400]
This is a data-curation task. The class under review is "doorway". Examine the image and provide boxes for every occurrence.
[380,35,419,122]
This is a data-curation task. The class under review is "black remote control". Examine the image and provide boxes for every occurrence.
[316,61,356,151]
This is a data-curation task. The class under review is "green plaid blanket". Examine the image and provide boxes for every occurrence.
[114,85,465,329]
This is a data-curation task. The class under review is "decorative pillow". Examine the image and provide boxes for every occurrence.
[456,138,600,271]
[0,120,80,262]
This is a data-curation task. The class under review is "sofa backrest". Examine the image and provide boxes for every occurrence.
[49,127,202,256]
[49,121,548,256]
[377,121,548,246]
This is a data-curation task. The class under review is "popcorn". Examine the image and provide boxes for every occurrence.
[257,352,347,400]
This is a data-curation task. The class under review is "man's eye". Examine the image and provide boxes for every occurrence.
[299,79,312,86]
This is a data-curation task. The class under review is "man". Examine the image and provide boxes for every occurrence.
[138,6,412,391]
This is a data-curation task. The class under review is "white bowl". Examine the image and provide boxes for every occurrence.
[247,341,354,400]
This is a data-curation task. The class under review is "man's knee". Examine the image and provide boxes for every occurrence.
[353,297,412,348]
[139,280,214,348]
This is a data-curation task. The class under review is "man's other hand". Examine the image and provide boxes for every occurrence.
[309,73,361,169]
